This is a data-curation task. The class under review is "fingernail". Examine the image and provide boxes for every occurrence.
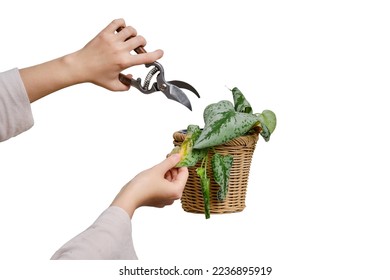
[171,153,181,161]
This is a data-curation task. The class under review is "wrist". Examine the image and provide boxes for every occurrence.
[19,53,85,102]
[111,183,140,218]
[61,51,89,85]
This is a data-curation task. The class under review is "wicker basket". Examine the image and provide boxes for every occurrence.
[172,130,259,214]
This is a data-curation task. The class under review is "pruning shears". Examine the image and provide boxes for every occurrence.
[117,28,200,110]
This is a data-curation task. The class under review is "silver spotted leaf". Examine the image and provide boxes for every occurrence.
[256,110,277,142]
[196,167,210,219]
[212,153,234,201]
[231,87,253,113]
[258,110,277,134]
[194,101,259,149]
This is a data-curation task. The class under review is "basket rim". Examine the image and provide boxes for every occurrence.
[173,128,260,147]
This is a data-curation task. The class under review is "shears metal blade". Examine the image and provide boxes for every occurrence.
[119,62,200,110]
[117,27,200,110]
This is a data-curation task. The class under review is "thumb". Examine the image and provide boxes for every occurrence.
[117,73,133,90]
[156,154,181,173]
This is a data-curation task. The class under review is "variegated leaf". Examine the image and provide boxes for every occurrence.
[212,153,234,201]
[170,125,208,167]
[194,101,259,149]
[203,100,231,125]
[259,110,277,134]
[196,167,210,219]
[257,110,277,142]
[231,87,253,113]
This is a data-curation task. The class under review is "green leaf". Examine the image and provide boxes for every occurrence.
[257,110,277,142]
[202,100,229,125]
[194,101,259,149]
[170,125,208,167]
[196,167,210,219]
[259,122,270,142]
[231,87,253,113]
[258,110,276,134]
[212,153,234,201]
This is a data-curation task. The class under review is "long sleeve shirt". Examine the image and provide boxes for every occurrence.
[0,68,137,260]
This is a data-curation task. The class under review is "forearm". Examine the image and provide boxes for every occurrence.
[19,52,84,103]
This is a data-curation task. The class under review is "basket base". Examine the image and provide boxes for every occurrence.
[181,205,246,215]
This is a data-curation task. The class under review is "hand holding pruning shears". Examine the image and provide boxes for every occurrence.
[20,18,199,109]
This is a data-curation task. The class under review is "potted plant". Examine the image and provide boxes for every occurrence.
[170,87,276,219]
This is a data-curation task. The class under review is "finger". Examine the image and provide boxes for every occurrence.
[127,50,164,67]
[169,168,178,180]
[175,167,189,184]
[105,18,126,34]
[158,200,175,208]
[165,170,172,181]
[165,200,175,206]
[156,154,181,174]
[118,73,132,88]
[106,73,132,92]
[117,26,137,41]
[124,35,146,49]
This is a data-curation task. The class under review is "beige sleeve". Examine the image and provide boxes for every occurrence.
[0,68,34,142]
[51,206,138,260]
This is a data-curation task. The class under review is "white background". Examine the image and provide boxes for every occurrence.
[1,0,389,279]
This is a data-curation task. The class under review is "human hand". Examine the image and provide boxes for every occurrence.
[20,19,164,102]
[111,154,189,218]
[71,18,164,91]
